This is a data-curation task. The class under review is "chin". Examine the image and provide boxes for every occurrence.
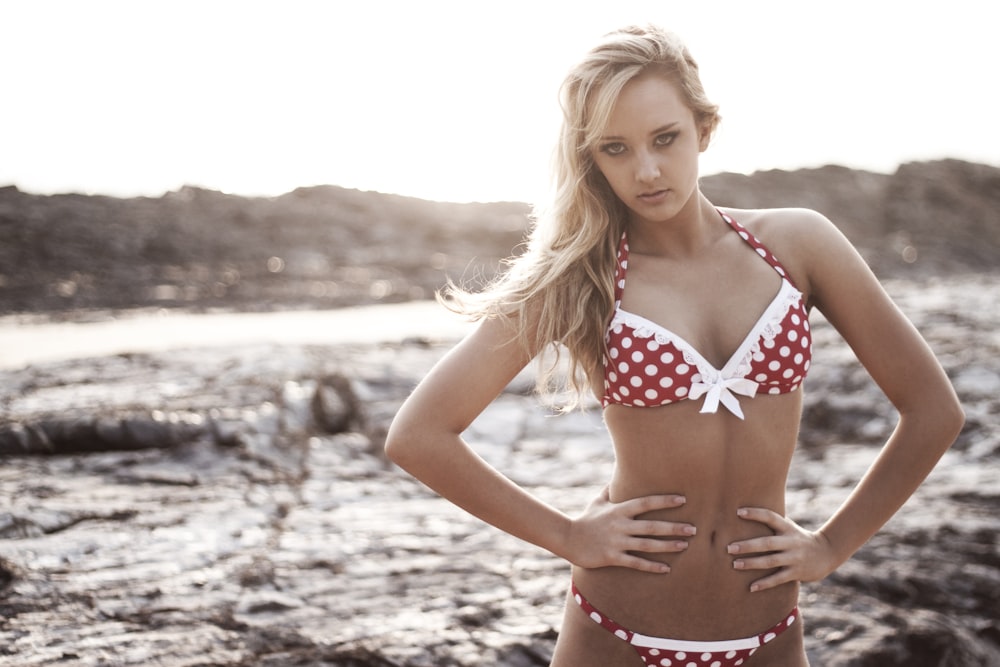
[629,201,682,225]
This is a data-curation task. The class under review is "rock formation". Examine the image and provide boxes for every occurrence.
[1,162,998,665]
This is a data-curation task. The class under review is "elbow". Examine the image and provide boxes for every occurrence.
[383,418,412,468]
[904,391,965,451]
[943,395,966,446]
[937,379,966,446]
[383,413,435,471]
[384,402,465,471]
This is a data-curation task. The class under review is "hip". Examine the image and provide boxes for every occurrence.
[570,554,800,642]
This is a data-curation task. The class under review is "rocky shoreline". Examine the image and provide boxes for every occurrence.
[2,160,998,320]
[1,271,999,666]
[2,162,999,665]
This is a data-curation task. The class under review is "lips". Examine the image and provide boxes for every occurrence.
[637,189,669,203]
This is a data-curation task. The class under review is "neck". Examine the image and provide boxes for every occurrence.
[626,191,721,259]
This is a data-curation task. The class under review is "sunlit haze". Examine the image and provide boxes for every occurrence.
[2,0,997,204]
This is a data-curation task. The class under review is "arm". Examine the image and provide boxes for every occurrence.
[385,311,693,573]
[730,209,964,589]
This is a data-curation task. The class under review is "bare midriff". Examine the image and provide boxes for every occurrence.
[573,389,804,641]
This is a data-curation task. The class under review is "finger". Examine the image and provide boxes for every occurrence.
[732,552,788,572]
[627,537,690,554]
[633,519,697,538]
[747,569,795,593]
[624,494,687,515]
[616,553,672,574]
[736,507,786,529]
[727,535,781,556]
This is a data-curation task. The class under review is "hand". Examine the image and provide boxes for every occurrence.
[728,507,838,592]
[563,486,695,574]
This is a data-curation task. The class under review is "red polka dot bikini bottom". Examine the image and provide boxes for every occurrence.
[571,582,799,666]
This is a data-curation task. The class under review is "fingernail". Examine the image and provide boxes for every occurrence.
[750,584,760,593]
[675,541,689,550]
[727,544,739,554]
[737,508,748,517]
[674,495,687,504]
[683,525,696,536]
[733,560,744,570]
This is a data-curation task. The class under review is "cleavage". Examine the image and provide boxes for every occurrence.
[619,254,782,370]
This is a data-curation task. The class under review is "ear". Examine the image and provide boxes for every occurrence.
[697,121,712,152]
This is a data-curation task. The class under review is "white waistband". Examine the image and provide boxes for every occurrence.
[631,632,761,652]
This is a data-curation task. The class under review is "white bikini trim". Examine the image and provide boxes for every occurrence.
[609,279,803,420]
[630,631,762,652]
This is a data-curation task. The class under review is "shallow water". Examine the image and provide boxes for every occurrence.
[0,300,475,370]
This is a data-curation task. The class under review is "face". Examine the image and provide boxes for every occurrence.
[590,73,710,225]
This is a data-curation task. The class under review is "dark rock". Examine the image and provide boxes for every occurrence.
[37,417,100,448]
[701,160,1000,275]
[0,557,14,591]
[0,183,528,315]
[311,374,360,434]
[854,609,998,666]
[0,423,33,455]
[3,160,998,318]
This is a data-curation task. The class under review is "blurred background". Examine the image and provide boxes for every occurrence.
[2,0,997,326]
[2,0,997,205]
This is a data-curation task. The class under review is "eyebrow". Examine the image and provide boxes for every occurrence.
[600,122,680,142]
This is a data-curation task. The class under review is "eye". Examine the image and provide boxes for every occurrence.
[599,142,627,156]
[654,132,679,147]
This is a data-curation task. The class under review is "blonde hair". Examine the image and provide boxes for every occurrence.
[442,25,720,408]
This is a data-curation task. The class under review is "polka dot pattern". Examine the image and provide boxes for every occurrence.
[572,582,799,667]
[603,211,812,415]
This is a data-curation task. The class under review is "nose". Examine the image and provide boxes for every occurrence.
[635,148,660,183]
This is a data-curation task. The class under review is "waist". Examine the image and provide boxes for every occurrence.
[606,487,785,581]
[588,434,796,632]
[571,558,799,641]
[570,579,800,649]
[602,446,792,621]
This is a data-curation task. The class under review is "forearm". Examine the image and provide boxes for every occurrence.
[817,404,963,565]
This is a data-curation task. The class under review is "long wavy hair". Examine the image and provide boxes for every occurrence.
[443,25,721,408]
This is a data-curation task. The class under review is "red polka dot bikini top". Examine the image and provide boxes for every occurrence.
[602,210,811,419]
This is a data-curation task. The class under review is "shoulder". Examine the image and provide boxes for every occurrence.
[719,206,837,246]
[719,207,852,301]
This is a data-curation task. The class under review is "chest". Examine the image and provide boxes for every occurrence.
[618,248,783,370]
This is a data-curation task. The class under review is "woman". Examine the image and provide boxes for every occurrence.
[385,25,963,666]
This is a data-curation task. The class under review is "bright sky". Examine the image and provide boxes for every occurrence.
[2,0,997,204]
